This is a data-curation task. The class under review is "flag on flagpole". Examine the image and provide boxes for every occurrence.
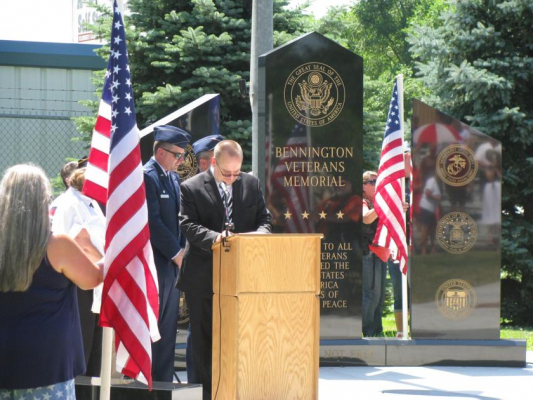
[82,1,160,388]
[373,78,408,274]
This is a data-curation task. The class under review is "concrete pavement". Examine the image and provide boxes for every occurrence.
[318,351,533,400]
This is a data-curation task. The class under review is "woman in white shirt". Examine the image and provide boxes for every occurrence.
[51,167,106,377]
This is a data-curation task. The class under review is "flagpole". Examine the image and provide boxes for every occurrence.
[396,74,409,340]
[100,327,114,400]
[100,1,123,398]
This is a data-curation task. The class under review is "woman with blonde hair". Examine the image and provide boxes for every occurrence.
[0,164,102,398]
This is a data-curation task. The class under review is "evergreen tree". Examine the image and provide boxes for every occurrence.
[410,0,533,325]
[313,1,442,171]
[79,0,310,168]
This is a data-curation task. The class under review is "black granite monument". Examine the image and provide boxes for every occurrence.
[259,32,364,344]
[411,99,502,339]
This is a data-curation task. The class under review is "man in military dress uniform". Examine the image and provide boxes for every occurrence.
[144,125,190,382]
[192,134,224,173]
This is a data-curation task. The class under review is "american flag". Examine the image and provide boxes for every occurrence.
[82,1,160,387]
[373,79,408,274]
[271,123,314,233]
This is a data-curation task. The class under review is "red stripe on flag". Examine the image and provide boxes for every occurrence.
[106,185,147,246]
[95,116,111,138]
[82,179,107,204]
[87,147,109,172]
[102,225,151,302]
[107,147,142,198]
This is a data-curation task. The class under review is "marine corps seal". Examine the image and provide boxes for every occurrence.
[435,279,476,320]
[437,144,478,186]
[284,62,345,127]
[436,212,477,254]
[176,143,198,181]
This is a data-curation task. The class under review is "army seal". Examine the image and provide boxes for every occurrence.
[176,143,198,181]
[435,279,477,320]
[284,62,345,127]
[436,212,478,254]
[437,144,478,187]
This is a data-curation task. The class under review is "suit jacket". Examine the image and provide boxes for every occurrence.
[143,158,186,280]
[178,169,272,297]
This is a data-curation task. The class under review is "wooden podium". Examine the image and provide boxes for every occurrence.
[212,234,322,400]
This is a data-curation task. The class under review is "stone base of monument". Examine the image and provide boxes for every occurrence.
[75,376,202,400]
[320,339,526,367]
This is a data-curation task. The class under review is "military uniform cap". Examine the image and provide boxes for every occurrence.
[192,134,224,155]
[154,125,191,148]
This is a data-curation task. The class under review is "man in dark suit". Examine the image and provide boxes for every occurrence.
[184,133,223,383]
[144,125,190,382]
[178,140,272,399]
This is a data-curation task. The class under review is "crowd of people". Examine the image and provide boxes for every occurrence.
[0,127,273,400]
[1,126,411,398]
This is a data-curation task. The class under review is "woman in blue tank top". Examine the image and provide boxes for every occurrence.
[0,164,103,399]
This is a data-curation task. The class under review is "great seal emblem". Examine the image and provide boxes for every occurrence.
[284,62,345,127]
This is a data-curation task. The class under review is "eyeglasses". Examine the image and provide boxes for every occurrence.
[216,161,241,178]
[162,147,185,160]
[364,179,377,185]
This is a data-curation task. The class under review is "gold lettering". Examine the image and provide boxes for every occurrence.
[284,175,345,187]
[321,271,345,280]
[322,299,348,308]
[274,147,355,159]
[320,281,339,289]
[337,243,353,251]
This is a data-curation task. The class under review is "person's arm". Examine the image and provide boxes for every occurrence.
[179,183,220,251]
[253,179,273,234]
[362,200,378,224]
[47,233,103,290]
[74,228,103,263]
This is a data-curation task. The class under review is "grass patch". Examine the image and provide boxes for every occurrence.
[382,312,533,350]
[501,326,533,351]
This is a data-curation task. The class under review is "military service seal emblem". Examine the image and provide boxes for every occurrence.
[176,143,198,181]
[436,212,478,254]
[435,279,477,320]
[284,62,345,127]
[437,144,478,187]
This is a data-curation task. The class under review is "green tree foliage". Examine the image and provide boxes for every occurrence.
[78,0,310,168]
[410,0,533,324]
[313,1,443,171]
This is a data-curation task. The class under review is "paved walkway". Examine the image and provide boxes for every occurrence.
[318,351,533,400]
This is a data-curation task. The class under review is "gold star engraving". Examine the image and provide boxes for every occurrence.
[336,210,345,219]
[302,211,310,219]
[319,211,327,219]
[284,210,292,219]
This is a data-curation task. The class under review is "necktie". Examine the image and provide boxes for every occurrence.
[220,183,233,225]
